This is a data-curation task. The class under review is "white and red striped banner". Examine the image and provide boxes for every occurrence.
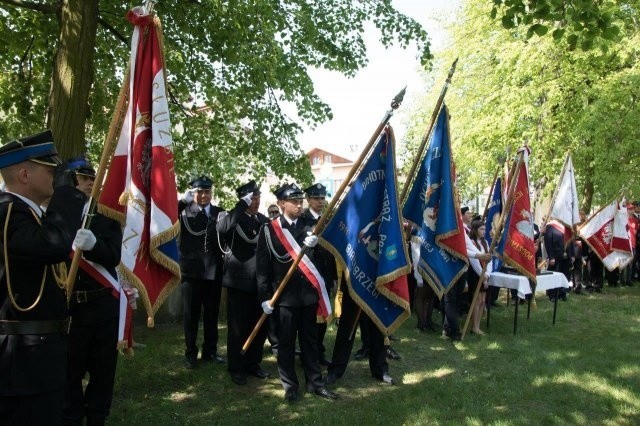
[271,219,332,320]
[99,6,180,326]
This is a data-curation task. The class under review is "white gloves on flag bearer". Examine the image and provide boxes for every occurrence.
[241,192,253,206]
[261,301,274,315]
[180,189,194,204]
[304,232,318,248]
[73,229,97,251]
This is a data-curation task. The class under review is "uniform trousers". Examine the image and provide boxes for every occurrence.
[1,389,64,426]
[276,304,323,393]
[64,307,118,423]
[182,277,222,360]
[226,288,266,375]
[328,284,388,380]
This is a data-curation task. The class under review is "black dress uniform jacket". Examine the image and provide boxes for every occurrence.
[0,187,85,396]
[217,200,268,292]
[178,200,225,280]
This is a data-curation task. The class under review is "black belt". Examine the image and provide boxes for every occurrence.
[0,318,71,335]
[72,287,112,304]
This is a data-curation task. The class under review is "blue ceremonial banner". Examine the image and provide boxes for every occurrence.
[402,104,468,299]
[320,126,411,335]
[485,177,503,271]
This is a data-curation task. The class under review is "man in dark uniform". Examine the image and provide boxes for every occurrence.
[217,180,270,385]
[178,176,225,369]
[301,183,336,366]
[0,131,86,425]
[256,183,338,402]
[544,219,575,301]
[63,157,123,426]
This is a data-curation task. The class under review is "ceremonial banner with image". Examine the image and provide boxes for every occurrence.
[99,7,180,326]
[320,127,410,335]
[485,177,503,271]
[402,104,468,299]
[495,148,536,281]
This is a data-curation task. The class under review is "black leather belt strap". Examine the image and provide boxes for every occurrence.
[0,318,71,335]
[72,286,112,304]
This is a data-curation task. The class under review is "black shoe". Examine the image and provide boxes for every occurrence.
[325,372,338,385]
[284,389,298,403]
[381,373,395,385]
[315,386,339,400]
[386,346,401,360]
[185,357,198,369]
[319,357,331,367]
[248,367,270,379]
[201,353,225,364]
[354,348,369,361]
[230,373,247,385]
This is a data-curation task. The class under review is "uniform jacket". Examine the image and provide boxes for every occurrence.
[216,200,268,293]
[69,211,122,324]
[178,200,225,281]
[0,186,85,395]
[544,223,575,261]
[256,215,319,307]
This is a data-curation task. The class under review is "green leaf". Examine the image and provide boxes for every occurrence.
[552,28,565,40]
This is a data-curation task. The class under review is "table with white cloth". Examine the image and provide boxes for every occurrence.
[487,272,532,334]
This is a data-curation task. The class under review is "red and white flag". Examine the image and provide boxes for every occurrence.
[548,154,580,246]
[99,6,180,327]
[578,200,633,271]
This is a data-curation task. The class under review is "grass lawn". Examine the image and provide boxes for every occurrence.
[110,285,640,425]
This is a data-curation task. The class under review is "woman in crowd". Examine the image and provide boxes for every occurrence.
[467,219,493,335]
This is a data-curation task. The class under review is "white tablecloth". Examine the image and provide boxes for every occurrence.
[488,272,531,300]
[533,271,570,292]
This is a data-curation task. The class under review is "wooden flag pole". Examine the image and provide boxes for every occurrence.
[399,58,458,204]
[241,88,407,354]
[66,69,131,301]
[461,151,524,338]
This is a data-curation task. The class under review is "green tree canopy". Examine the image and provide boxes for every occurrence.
[0,0,429,202]
[404,0,640,212]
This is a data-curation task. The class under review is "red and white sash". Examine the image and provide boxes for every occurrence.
[72,251,134,350]
[271,219,332,319]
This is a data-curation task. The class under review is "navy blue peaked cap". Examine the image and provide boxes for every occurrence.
[189,175,213,190]
[303,183,327,198]
[67,155,96,177]
[274,183,304,200]
[0,130,62,169]
[236,180,260,198]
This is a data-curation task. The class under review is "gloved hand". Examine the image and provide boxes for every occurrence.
[73,229,97,251]
[124,287,139,309]
[241,192,253,206]
[180,189,194,204]
[304,232,318,248]
[261,301,273,315]
[416,278,424,288]
[53,163,78,189]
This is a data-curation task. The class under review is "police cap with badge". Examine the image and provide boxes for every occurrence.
[0,130,62,169]
[274,183,305,200]
[67,155,96,178]
[189,175,213,191]
[236,180,261,198]
[303,183,327,198]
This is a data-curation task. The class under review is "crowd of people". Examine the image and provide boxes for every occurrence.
[1,130,638,425]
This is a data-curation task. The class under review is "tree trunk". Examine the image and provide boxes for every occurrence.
[47,0,99,159]
[582,176,594,213]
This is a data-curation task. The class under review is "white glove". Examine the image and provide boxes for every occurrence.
[416,279,424,288]
[261,301,273,315]
[181,189,194,204]
[73,229,97,251]
[304,232,318,248]
[241,192,253,206]
[124,287,139,309]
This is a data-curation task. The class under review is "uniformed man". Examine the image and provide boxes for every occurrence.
[544,219,575,301]
[217,180,270,385]
[302,183,336,366]
[0,130,86,425]
[257,183,338,402]
[178,176,225,369]
[63,157,123,426]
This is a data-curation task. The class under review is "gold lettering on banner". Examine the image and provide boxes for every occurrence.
[509,239,534,261]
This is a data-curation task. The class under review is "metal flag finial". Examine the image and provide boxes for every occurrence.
[391,86,407,110]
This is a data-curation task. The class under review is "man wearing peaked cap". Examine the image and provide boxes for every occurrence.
[63,156,124,425]
[302,183,335,367]
[178,175,226,369]
[0,130,87,425]
[256,182,339,402]
[217,180,271,385]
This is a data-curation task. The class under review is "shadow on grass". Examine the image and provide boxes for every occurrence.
[110,287,640,424]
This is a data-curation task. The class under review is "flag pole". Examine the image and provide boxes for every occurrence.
[241,87,407,354]
[399,58,458,204]
[65,69,130,301]
[481,166,501,220]
[461,150,524,338]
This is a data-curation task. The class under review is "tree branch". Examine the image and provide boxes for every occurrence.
[97,16,128,46]
[0,0,56,13]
